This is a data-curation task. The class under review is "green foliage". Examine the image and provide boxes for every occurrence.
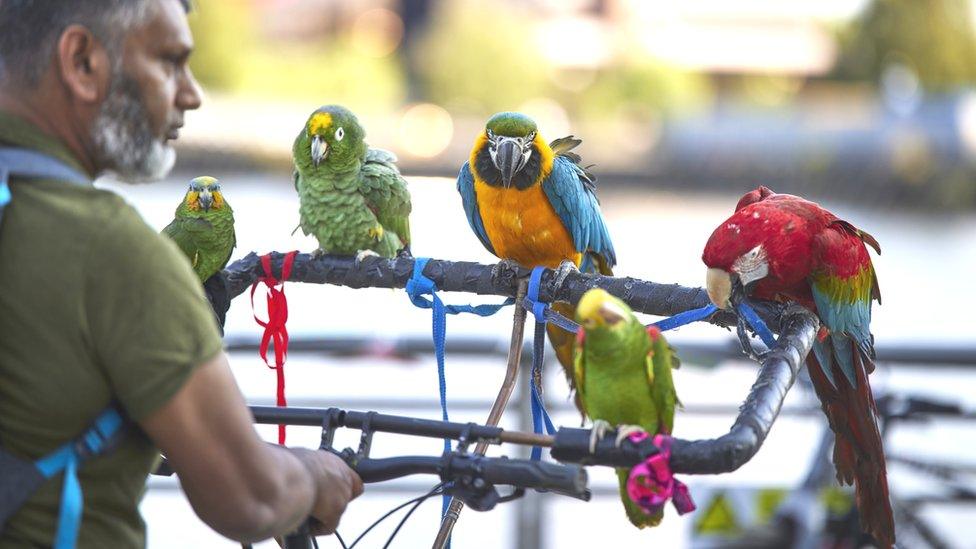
[835,0,976,91]
[572,56,710,121]
[239,42,404,106]
[415,0,707,121]
[186,0,250,91]
[415,0,550,113]
[187,2,404,108]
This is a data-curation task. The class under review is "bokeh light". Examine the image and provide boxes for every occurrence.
[350,8,404,58]
[517,97,571,140]
[396,103,454,158]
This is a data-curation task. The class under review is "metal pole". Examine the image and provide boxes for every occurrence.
[431,280,529,549]
[516,355,543,549]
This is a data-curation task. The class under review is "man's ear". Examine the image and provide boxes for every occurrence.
[55,24,112,104]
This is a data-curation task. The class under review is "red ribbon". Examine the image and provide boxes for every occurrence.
[250,251,297,445]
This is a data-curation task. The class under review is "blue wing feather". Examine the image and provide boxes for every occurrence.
[541,157,616,273]
[456,162,496,255]
[811,281,873,390]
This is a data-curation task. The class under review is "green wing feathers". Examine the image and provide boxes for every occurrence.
[162,207,236,283]
[359,148,412,253]
[646,328,679,436]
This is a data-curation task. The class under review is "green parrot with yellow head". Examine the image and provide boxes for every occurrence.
[162,176,236,283]
[293,105,411,259]
[573,288,681,528]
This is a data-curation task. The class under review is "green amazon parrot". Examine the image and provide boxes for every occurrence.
[573,288,680,528]
[161,176,236,283]
[293,105,411,259]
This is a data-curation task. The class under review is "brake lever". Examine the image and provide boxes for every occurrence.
[445,476,501,512]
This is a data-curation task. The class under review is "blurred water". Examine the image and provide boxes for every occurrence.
[96,171,976,548]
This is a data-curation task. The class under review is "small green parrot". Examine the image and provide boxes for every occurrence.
[161,176,236,283]
[573,288,681,528]
[293,105,411,259]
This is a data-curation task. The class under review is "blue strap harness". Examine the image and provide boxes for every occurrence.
[522,268,560,460]
[404,258,514,531]
[0,147,125,549]
[405,260,779,464]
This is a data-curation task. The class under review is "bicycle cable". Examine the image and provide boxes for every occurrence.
[382,484,445,549]
[340,482,446,549]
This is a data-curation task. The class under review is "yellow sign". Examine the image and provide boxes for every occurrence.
[755,488,788,524]
[694,492,741,535]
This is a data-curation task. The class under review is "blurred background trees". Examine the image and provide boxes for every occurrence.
[835,0,976,92]
[182,0,976,209]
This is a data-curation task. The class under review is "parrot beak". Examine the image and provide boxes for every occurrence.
[492,138,528,188]
[198,188,213,212]
[706,268,733,310]
[576,288,627,328]
[311,135,328,167]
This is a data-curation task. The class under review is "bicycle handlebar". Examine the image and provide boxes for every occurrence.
[349,452,589,499]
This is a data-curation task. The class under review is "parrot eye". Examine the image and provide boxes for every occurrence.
[335,127,345,141]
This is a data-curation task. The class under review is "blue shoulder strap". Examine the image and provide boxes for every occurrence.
[0,147,117,549]
[0,147,90,224]
[0,406,125,549]
[34,408,125,549]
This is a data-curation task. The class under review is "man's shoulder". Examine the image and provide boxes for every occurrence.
[13,177,127,224]
[84,191,190,272]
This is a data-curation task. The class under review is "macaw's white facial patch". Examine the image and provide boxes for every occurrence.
[733,245,769,286]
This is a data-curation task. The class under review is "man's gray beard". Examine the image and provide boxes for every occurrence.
[91,72,175,182]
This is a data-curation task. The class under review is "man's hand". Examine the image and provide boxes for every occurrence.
[290,449,364,535]
[141,352,361,542]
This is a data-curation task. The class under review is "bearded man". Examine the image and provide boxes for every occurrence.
[0,2,361,547]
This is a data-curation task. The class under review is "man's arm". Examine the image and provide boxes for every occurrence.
[140,352,363,542]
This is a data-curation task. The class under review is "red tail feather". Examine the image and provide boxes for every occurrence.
[806,345,895,548]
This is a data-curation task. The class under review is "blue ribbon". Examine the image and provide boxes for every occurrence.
[735,300,778,348]
[522,267,561,460]
[651,303,718,331]
[521,267,580,333]
[529,321,557,461]
[404,258,514,530]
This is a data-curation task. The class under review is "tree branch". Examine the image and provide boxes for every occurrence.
[223,252,791,331]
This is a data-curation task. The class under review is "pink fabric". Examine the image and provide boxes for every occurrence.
[625,433,696,516]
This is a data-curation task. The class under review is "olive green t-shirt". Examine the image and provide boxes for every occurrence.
[0,111,224,547]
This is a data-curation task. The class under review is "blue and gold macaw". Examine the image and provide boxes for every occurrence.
[457,112,616,394]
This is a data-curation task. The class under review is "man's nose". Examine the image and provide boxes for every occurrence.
[176,66,203,111]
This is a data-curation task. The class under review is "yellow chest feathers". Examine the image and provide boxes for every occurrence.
[473,181,580,269]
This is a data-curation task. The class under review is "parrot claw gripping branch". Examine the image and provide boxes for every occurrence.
[211,251,820,548]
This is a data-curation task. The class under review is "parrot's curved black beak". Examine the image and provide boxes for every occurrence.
[198,189,213,211]
[311,135,328,167]
[492,138,528,188]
